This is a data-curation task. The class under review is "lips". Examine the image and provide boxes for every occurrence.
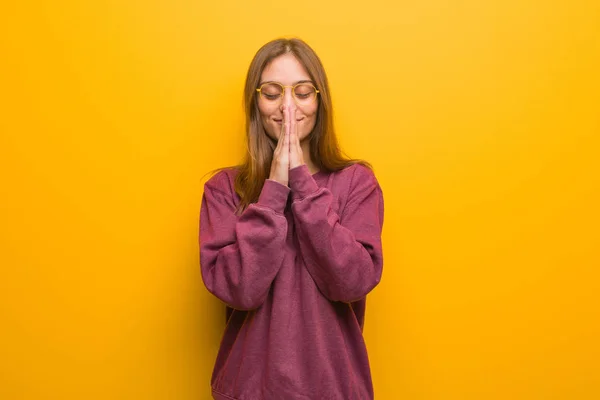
[274,118,304,124]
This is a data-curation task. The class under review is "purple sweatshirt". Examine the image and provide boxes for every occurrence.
[199,163,384,400]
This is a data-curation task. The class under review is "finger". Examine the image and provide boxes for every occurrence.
[294,107,300,147]
[283,107,290,153]
[290,106,298,152]
[288,111,295,164]
[279,105,287,141]
[274,105,286,153]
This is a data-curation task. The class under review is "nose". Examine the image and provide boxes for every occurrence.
[281,87,294,108]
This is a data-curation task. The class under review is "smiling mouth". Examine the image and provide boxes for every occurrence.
[274,118,304,124]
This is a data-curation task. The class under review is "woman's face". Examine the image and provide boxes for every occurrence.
[257,53,319,143]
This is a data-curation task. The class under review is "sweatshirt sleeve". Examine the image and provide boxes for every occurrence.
[289,164,384,303]
[199,174,291,310]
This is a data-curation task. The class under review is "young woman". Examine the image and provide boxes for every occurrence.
[199,37,384,400]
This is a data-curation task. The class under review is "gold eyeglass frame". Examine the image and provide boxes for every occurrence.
[256,82,320,105]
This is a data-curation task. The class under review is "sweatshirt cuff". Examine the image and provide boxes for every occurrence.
[257,179,291,213]
[289,164,320,201]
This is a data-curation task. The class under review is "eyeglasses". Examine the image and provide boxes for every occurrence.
[256,82,320,106]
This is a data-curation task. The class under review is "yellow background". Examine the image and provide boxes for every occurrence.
[1,1,599,399]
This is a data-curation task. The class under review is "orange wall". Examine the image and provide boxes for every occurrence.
[1,1,599,399]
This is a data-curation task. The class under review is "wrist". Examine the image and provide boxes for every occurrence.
[289,164,319,200]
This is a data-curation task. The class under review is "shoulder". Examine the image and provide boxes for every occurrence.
[334,163,379,189]
[333,163,383,217]
[351,163,377,181]
[204,167,240,197]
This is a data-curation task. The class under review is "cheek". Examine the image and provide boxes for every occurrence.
[300,105,318,133]
[258,104,277,137]
[257,103,270,122]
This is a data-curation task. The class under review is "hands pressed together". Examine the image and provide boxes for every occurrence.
[269,105,305,187]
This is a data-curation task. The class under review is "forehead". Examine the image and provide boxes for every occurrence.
[260,54,311,85]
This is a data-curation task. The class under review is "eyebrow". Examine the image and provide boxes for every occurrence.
[258,79,314,85]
